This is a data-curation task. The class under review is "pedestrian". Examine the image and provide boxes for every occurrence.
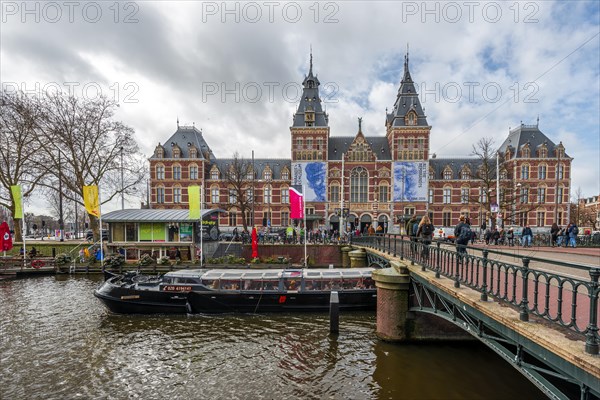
[507,228,514,246]
[550,222,559,247]
[406,214,418,256]
[492,228,500,245]
[521,225,533,247]
[416,215,435,260]
[568,223,579,248]
[454,216,471,257]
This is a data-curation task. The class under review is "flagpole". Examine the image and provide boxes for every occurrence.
[99,188,104,269]
[200,184,203,267]
[303,184,307,267]
[21,190,26,269]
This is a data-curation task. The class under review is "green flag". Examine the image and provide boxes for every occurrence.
[188,185,200,219]
[11,185,23,219]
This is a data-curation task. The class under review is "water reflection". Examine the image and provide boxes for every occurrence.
[0,276,544,399]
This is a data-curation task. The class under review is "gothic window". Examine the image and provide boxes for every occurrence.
[264,169,272,180]
[537,187,546,203]
[173,165,181,180]
[189,147,198,158]
[378,184,389,203]
[156,186,165,204]
[211,187,219,203]
[538,165,547,180]
[155,146,164,158]
[228,189,237,204]
[246,170,253,180]
[350,167,368,203]
[281,188,289,204]
[281,168,290,180]
[317,138,323,150]
[521,165,530,180]
[406,112,417,126]
[521,146,530,158]
[461,187,469,204]
[307,138,313,149]
[173,187,182,203]
[557,164,564,179]
[443,187,451,204]
[190,165,198,180]
[211,169,219,180]
[156,164,165,180]
[329,185,340,203]
[429,168,435,180]
[538,147,547,158]
[296,137,303,149]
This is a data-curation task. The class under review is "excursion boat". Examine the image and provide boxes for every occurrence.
[186,268,377,313]
[94,268,377,314]
[94,270,207,314]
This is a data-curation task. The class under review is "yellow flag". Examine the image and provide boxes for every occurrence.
[10,185,23,219]
[188,185,200,219]
[83,185,100,217]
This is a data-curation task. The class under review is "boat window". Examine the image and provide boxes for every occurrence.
[322,271,342,279]
[304,279,322,290]
[162,277,174,284]
[341,271,362,279]
[203,279,219,289]
[261,279,279,291]
[243,280,263,290]
[363,278,375,289]
[282,270,302,279]
[221,280,241,290]
[342,278,361,290]
[284,278,300,291]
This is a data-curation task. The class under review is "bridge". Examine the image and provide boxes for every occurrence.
[352,235,599,400]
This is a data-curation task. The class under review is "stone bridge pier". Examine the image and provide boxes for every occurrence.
[372,260,471,341]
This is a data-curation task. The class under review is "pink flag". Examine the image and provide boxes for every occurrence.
[290,186,304,219]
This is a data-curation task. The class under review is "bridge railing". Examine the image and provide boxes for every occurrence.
[352,234,600,355]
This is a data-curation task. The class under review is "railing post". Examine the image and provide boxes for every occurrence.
[519,257,530,322]
[399,235,404,260]
[481,249,488,301]
[435,241,441,278]
[585,268,599,355]
[454,249,460,288]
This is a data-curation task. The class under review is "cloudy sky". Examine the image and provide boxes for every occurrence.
[2,0,599,215]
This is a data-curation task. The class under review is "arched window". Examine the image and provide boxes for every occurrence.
[211,187,219,203]
[521,164,530,180]
[173,186,182,203]
[189,164,198,180]
[156,164,165,180]
[173,165,181,180]
[538,164,547,180]
[350,167,368,203]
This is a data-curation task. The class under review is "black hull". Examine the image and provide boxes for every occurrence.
[187,290,376,314]
[94,287,189,315]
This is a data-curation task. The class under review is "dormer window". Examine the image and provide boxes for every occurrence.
[443,167,453,180]
[281,168,290,180]
[406,112,417,126]
[173,147,181,158]
[155,145,164,159]
[189,147,197,158]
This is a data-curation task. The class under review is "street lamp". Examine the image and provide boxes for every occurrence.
[58,151,64,242]
[120,146,125,210]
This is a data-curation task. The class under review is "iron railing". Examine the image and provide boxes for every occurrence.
[351,234,600,355]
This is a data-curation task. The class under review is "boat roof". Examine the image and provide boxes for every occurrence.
[164,269,208,278]
[197,268,374,280]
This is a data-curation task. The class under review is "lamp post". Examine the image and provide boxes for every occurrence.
[120,146,125,210]
[58,151,64,242]
[251,150,255,228]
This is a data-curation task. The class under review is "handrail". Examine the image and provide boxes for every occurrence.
[351,233,600,355]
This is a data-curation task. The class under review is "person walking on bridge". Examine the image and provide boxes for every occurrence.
[454,215,471,258]
[416,215,434,261]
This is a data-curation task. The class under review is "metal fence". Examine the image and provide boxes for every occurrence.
[351,234,600,355]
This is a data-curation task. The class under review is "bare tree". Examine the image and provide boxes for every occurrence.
[470,137,541,227]
[35,93,146,239]
[223,152,255,232]
[0,90,48,241]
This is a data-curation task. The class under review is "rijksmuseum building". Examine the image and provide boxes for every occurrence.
[148,54,572,234]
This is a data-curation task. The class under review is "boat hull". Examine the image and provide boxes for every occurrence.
[94,284,189,314]
[187,290,376,314]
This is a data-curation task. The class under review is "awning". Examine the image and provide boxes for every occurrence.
[103,208,226,223]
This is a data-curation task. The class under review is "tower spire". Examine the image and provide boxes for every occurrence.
[309,45,313,75]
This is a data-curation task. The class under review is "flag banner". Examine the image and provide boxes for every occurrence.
[290,185,304,219]
[10,185,23,219]
[83,185,101,217]
[0,221,13,251]
[291,162,327,202]
[392,162,428,202]
[188,185,201,219]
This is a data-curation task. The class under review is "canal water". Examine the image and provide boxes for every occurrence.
[0,275,546,400]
